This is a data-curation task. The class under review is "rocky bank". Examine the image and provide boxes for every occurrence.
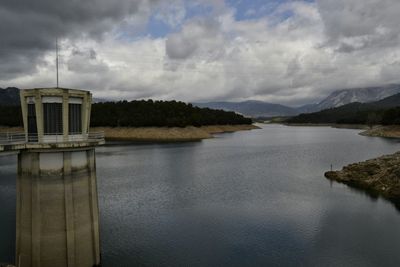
[360,125,400,139]
[325,152,400,206]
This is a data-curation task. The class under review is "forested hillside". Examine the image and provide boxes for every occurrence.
[0,100,252,127]
[91,100,252,127]
[0,105,21,126]
[0,87,20,106]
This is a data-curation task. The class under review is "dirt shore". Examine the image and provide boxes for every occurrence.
[92,124,260,142]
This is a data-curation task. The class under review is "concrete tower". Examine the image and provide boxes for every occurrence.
[16,88,104,267]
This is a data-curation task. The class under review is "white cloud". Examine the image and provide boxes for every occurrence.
[2,0,400,106]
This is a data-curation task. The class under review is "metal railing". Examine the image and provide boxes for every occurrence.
[0,132,105,145]
[88,132,105,142]
[0,132,26,145]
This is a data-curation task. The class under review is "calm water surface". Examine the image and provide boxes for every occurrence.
[1,125,400,266]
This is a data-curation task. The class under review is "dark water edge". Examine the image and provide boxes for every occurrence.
[326,176,400,212]
[2,125,400,266]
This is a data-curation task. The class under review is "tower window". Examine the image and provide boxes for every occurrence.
[69,104,82,134]
[43,103,63,134]
[27,103,37,141]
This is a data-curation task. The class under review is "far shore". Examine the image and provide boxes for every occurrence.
[0,124,260,142]
[283,122,369,130]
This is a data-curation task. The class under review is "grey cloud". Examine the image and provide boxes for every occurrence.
[165,18,223,60]
[67,48,109,74]
[286,56,302,77]
[0,53,42,81]
[380,62,400,83]
[0,0,158,79]
[165,34,198,59]
[3,0,400,106]
[317,0,400,52]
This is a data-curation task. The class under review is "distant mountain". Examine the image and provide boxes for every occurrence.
[287,92,400,125]
[295,103,319,114]
[0,87,20,106]
[194,84,400,118]
[193,100,298,118]
[315,84,400,110]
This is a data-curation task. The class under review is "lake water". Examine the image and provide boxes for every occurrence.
[1,125,400,266]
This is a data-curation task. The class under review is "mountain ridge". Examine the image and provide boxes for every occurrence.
[286,92,400,125]
[315,84,400,110]
[193,84,400,117]
[193,100,298,118]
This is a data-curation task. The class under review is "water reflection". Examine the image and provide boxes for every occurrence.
[0,154,16,264]
[1,125,400,266]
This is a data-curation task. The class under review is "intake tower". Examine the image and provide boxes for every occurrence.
[1,88,105,267]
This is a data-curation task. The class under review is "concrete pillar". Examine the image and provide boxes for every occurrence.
[16,148,101,267]
[34,92,44,143]
[19,91,28,141]
[82,93,91,135]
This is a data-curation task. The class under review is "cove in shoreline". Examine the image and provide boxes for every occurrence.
[282,123,400,209]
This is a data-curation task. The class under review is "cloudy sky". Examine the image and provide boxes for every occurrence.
[1,0,400,106]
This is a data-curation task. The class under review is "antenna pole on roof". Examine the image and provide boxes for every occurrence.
[56,38,59,88]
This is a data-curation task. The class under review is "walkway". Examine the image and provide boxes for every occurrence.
[0,132,105,154]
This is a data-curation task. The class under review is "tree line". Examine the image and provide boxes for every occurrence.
[0,105,21,126]
[0,100,252,127]
[91,100,252,127]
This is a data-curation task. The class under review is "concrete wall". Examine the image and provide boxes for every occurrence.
[16,148,100,267]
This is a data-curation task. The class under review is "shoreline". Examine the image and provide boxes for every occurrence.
[325,152,400,210]
[283,122,369,130]
[0,125,260,142]
[92,124,260,142]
